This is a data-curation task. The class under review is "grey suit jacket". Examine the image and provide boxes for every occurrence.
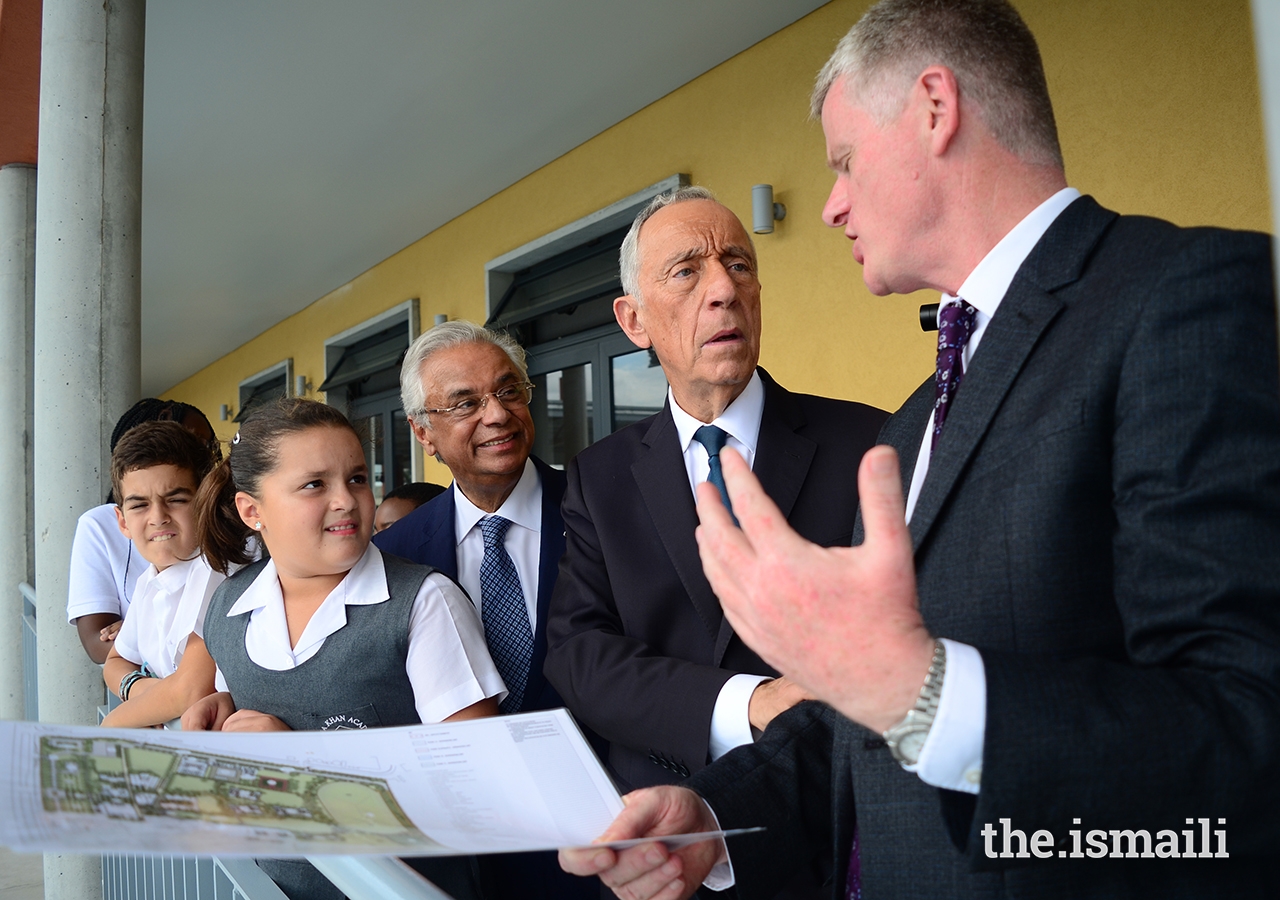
[692,197,1280,898]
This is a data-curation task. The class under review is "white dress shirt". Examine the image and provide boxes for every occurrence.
[667,370,770,761]
[907,187,1081,794]
[453,457,542,631]
[213,543,507,723]
[66,503,144,623]
[113,554,225,677]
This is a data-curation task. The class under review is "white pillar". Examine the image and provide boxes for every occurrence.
[0,163,36,723]
[34,0,145,896]
[1253,0,1280,310]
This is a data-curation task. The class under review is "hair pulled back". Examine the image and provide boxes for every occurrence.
[195,398,359,574]
[111,397,221,459]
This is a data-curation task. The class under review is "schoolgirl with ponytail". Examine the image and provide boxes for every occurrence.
[187,398,504,900]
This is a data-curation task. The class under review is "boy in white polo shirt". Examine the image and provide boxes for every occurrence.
[102,421,224,728]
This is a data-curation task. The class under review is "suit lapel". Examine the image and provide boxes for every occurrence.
[906,288,1065,546]
[713,371,815,662]
[751,370,816,521]
[907,196,1116,549]
[633,403,725,643]
[413,490,460,580]
[528,457,567,704]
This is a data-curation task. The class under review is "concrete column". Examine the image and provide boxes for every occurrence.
[34,0,145,897]
[1253,0,1280,315]
[0,163,36,723]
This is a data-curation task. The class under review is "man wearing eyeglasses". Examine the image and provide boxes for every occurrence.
[373,319,595,900]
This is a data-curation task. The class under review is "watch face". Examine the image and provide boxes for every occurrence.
[896,728,929,765]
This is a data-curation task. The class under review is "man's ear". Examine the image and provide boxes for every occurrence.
[114,505,131,538]
[409,416,439,459]
[234,492,262,531]
[917,64,961,156]
[613,294,652,350]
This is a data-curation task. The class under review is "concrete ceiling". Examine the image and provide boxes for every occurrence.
[141,0,830,394]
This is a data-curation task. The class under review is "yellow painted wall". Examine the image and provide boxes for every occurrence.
[167,0,1270,486]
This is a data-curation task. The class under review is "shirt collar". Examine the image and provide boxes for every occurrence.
[152,556,197,593]
[943,187,1081,318]
[669,369,765,454]
[225,542,389,618]
[453,456,541,546]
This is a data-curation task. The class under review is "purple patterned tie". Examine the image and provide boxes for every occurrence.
[845,826,862,900]
[932,300,978,453]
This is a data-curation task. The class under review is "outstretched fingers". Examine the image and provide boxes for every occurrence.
[718,448,794,545]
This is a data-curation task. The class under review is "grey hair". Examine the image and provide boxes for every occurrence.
[619,185,719,302]
[811,0,1063,169]
[400,320,528,425]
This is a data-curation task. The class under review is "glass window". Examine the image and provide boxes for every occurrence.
[531,363,594,467]
[234,373,287,423]
[350,392,413,502]
[391,407,413,494]
[358,412,386,503]
[610,348,666,431]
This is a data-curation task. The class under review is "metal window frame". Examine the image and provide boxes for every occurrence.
[483,174,689,320]
[322,299,421,481]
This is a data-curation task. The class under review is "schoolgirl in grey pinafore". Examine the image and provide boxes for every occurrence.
[205,553,491,900]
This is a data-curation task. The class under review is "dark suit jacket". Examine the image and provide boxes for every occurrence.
[544,369,888,793]
[373,455,567,715]
[690,197,1280,898]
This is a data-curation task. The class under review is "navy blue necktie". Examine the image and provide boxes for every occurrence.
[693,425,737,522]
[478,516,534,713]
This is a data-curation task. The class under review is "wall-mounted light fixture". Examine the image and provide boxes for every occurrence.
[751,184,786,234]
[433,313,448,327]
[219,404,231,421]
[295,375,312,397]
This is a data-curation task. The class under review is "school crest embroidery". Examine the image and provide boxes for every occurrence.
[321,714,368,730]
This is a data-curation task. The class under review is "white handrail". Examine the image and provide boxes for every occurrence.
[307,856,456,900]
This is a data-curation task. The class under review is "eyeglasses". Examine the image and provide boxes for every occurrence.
[415,381,536,422]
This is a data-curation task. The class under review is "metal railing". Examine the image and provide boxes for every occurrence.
[102,855,289,900]
[101,856,453,900]
[17,582,454,900]
[20,582,37,721]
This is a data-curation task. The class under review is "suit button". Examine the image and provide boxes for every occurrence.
[649,753,660,765]
[863,738,887,750]
[678,765,690,778]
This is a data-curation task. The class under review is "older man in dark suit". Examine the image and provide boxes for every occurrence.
[562,1,1280,898]
[373,320,593,900]
[542,189,887,826]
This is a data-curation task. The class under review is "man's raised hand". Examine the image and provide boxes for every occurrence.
[695,445,934,734]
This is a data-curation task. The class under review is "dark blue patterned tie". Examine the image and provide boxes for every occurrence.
[693,425,737,523]
[478,516,534,713]
[932,300,978,454]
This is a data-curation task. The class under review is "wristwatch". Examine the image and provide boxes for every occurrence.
[882,639,946,767]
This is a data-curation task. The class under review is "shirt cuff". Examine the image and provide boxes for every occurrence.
[708,673,771,761]
[699,801,735,891]
[912,638,985,794]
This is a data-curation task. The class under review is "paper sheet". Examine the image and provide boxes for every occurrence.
[0,709,746,858]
